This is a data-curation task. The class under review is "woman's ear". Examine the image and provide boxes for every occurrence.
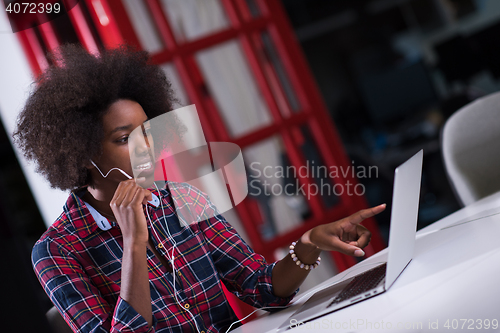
[85,159,96,170]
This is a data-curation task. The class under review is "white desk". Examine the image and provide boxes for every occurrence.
[234,192,500,333]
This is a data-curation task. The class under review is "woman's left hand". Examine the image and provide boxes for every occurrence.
[303,204,386,257]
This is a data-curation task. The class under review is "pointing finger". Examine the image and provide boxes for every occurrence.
[348,204,386,225]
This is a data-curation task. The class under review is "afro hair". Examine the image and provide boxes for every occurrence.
[13,44,177,191]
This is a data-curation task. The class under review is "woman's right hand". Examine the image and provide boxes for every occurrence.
[110,179,152,246]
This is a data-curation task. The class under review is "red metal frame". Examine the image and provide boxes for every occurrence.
[16,28,47,76]
[66,2,100,53]
[13,0,386,322]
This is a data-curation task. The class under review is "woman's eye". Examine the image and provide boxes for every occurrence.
[117,136,129,143]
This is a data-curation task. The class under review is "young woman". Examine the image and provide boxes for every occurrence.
[14,45,385,333]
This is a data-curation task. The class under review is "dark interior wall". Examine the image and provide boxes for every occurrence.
[280,0,496,233]
[0,115,52,332]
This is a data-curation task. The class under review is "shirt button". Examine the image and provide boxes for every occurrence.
[158,243,163,249]
[177,271,182,276]
[184,303,190,309]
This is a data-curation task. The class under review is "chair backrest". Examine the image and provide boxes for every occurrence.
[442,91,500,206]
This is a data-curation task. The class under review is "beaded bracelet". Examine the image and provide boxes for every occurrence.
[289,241,321,270]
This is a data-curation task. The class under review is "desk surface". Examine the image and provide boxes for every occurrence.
[234,192,500,333]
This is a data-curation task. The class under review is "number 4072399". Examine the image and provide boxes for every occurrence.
[444,319,498,330]
[5,2,61,15]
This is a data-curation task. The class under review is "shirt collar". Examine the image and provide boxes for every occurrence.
[64,190,161,237]
[86,193,161,231]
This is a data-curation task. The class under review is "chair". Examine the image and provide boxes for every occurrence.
[442,91,500,206]
[46,306,73,333]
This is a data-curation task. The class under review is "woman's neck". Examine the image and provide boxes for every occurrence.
[83,185,117,221]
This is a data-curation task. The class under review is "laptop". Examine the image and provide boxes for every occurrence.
[278,149,423,331]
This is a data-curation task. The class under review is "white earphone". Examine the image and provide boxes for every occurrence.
[90,160,133,179]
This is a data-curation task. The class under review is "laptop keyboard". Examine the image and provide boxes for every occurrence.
[328,263,387,307]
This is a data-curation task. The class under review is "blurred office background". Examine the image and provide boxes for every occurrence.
[1,0,500,331]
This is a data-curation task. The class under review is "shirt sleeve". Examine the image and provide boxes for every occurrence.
[32,238,156,333]
[199,211,298,309]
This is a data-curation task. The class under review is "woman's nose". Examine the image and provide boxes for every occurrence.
[134,137,149,156]
[130,131,149,155]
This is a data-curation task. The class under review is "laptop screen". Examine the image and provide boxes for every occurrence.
[385,150,423,289]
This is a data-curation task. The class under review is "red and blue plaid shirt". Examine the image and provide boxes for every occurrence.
[32,182,295,332]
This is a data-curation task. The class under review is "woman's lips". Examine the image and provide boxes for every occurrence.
[133,161,155,178]
[134,161,153,171]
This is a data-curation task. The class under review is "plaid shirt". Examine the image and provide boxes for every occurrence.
[32,182,295,333]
